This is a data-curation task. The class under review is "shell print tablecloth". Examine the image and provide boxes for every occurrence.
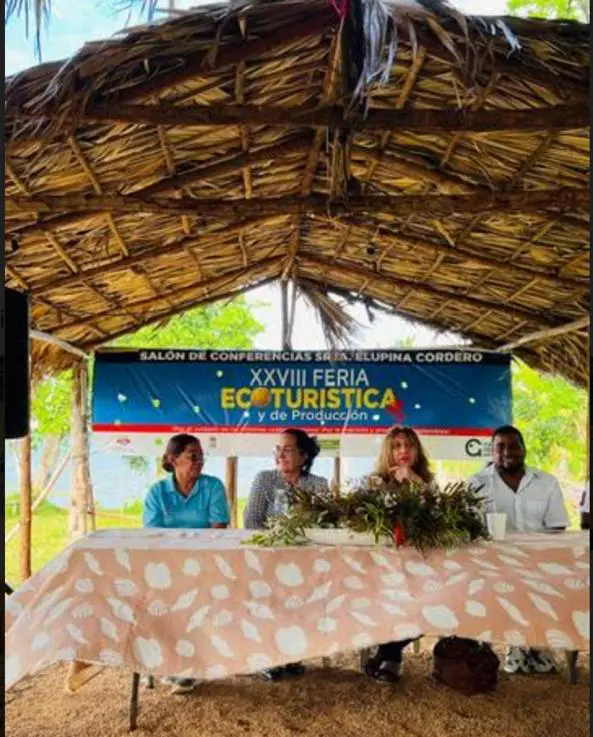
[5,528,590,690]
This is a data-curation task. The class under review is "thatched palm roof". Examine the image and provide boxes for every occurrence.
[4,0,590,385]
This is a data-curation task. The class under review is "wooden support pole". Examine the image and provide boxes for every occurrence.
[281,280,290,350]
[225,456,238,528]
[19,433,32,581]
[332,455,341,498]
[69,360,94,540]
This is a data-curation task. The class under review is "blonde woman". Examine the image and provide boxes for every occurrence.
[365,426,435,683]
[374,425,435,487]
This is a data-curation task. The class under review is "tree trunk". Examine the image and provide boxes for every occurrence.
[35,434,64,493]
[69,361,93,540]
[19,434,32,581]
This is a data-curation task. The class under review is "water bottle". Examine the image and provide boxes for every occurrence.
[270,488,289,517]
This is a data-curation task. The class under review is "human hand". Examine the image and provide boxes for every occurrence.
[390,466,423,485]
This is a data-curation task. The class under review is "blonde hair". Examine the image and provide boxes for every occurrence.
[374,426,434,483]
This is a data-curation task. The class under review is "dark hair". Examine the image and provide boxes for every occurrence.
[162,434,201,473]
[492,425,525,449]
[282,428,321,476]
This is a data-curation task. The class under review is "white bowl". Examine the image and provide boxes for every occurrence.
[303,528,391,546]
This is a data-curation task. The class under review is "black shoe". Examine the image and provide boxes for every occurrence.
[284,662,305,677]
[260,667,285,682]
[364,657,403,684]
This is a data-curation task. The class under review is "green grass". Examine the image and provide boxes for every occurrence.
[5,497,248,586]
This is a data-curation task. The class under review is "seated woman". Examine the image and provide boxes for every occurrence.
[363,425,436,684]
[244,428,330,527]
[143,433,229,693]
[144,433,229,530]
[244,428,330,681]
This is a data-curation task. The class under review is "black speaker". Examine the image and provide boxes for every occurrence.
[5,288,30,439]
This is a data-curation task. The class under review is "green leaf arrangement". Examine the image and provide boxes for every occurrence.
[243,476,489,552]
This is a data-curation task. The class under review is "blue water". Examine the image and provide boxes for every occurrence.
[4,440,375,509]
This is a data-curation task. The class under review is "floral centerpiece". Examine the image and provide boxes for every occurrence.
[244,476,489,552]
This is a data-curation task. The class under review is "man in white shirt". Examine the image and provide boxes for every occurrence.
[469,425,569,674]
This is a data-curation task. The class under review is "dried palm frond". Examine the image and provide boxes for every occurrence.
[295,277,361,349]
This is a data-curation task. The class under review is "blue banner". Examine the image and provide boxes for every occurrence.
[92,349,511,458]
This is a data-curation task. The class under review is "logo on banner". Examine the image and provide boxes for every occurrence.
[465,438,492,458]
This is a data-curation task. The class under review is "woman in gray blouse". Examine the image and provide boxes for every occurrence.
[244,428,330,682]
[244,428,330,529]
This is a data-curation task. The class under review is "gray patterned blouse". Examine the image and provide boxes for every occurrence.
[243,469,330,529]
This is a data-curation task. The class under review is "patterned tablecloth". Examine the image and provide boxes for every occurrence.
[5,529,590,690]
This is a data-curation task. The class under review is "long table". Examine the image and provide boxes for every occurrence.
[5,528,590,693]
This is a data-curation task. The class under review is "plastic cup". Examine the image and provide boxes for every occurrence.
[487,512,507,541]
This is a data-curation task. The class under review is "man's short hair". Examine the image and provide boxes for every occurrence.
[492,425,525,448]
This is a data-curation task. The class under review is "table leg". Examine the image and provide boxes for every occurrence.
[129,673,140,732]
[147,675,155,689]
[565,650,579,684]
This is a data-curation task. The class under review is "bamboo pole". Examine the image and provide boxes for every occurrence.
[19,433,32,581]
[69,360,93,540]
[225,457,238,528]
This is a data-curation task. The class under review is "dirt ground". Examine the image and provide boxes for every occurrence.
[5,645,589,737]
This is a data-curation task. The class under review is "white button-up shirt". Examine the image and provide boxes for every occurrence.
[468,464,569,532]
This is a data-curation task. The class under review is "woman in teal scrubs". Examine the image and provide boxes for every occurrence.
[143,433,229,530]
[143,433,229,694]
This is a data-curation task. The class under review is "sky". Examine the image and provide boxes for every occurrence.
[5,0,510,352]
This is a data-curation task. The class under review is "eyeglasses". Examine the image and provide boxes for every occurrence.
[274,446,298,456]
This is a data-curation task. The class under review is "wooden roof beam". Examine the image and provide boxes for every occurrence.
[46,255,284,335]
[28,217,277,297]
[16,102,589,134]
[500,316,590,352]
[6,137,311,241]
[282,33,342,281]
[338,216,587,290]
[300,253,563,329]
[9,188,589,221]
[82,274,280,351]
[105,10,337,104]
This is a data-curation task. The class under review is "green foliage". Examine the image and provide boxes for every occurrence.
[512,360,587,479]
[507,0,588,19]
[246,477,490,552]
[30,371,72,445]
[125,456,150,475]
